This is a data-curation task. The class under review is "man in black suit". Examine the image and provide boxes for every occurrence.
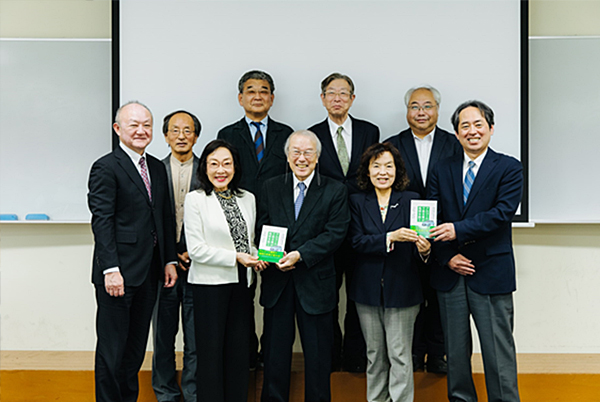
[88,101,178,402]
[152,110,202,402]
[308,72,379,372]
[386,85,462,374]
[218,70,293,368]
[257,130,350,402]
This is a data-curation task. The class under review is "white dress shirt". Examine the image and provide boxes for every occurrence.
[411,128,435,186]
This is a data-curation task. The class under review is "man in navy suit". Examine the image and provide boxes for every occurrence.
[88,101,178,402]
[386,85,462,374]
[152,110,202,402]
[218,70,293,369]
[308,72,379,372]
[429,100,522,402]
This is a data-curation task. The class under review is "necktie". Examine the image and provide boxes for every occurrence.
[336,126,350,175]
[463,160,476,205]
[294,182,306,220]
[139,156,152,202]
[252,121,264,163]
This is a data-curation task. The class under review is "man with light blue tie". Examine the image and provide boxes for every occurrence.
[429,100,522,402]
[217,70,293,369]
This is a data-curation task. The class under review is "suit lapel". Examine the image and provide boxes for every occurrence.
[236,118,260,169]
[162,155,174,214]
[400,132,424,192]
[450,155,465,215]
[258,118,278,174]
[191,154,202,191]
[115,147,152,206]
[384,191,405,232]
[428,127,449,180]
[348,116,364,176]
[281,173,296,230]
[315,119,344,175]
[291,174,325,237]
[463,150,498,215]
[364,191,385,232]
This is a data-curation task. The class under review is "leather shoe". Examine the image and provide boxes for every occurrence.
[412,354,425,372]
[426,355,447,374]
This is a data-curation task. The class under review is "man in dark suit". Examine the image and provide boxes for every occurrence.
[218,71,293,368]
[152,110,202,402]
[386,85,462,374]
[308,72,379,372]
[257,130,350,402]
[429,100,522,402]
[88,101,178,402]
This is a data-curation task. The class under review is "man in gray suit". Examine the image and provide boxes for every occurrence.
[152,110,202,402]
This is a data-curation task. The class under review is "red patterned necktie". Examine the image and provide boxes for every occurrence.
[139,156,152,202]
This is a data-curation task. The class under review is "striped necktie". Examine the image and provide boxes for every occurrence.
[139,156,152,202]
[463,160,476,205]
[252,121,264,163]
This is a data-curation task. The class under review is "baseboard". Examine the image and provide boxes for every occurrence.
[1,351,598,374]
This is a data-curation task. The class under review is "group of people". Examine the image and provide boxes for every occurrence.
[88,70,523,402]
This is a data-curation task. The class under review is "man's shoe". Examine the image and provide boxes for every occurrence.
[412,354,425,372]
[426,355,447,374]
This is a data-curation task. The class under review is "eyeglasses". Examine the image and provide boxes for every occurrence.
[290,149,316,159]
[169,128,194,136]
[324,91,352,101]
[409,104,437,112]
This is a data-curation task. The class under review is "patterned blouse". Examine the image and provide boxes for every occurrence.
[214,189,250,255]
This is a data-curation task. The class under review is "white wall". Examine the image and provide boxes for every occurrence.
[1,0,600,355]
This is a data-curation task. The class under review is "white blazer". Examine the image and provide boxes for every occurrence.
[184,189,257,286]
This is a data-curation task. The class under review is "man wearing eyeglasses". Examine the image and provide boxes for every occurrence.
[385,85,462,374]
[308,72,379,372]
[152,110,202,402]
[218,70,293,370]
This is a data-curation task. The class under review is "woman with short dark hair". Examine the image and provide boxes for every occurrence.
[349,142,431,402]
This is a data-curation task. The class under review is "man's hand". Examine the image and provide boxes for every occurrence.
[178,251,190,271]
[276,251,300,272]
[105,272,125,297]
[448,254,475,276]
[164,263,178,288]
[431,223,456,242]
[237,252,260,268]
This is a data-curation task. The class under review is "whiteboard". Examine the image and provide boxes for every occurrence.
[119,0,523,178]
[529,37,600,223]
[0,39,112,222]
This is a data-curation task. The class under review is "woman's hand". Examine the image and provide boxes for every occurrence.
[236,252,259,268]
[389,227,418,243]
[254,260,270,272]
[416,235,431,255]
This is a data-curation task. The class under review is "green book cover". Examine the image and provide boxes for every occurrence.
[258,225,288,263]
[410,200,437,238]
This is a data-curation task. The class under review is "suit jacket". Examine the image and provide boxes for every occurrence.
[308,116,379,195]
[88,145,177,287]
[348,190,424,308]
[162,153,201,253]
[428,148,523,295]
[217,117,293,199]
[385,126,462,198]
[184,189,256,287]
[257,173,350,315]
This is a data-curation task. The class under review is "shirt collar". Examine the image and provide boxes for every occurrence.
[170,153,194,166]
[293,170,315,190]
[119,141,146,165]
[464,147,488,167]
[411,127,435,143]
[245,115,269,130]
[327,116,351,136]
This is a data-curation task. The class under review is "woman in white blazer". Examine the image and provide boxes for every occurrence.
[184,139,265,402]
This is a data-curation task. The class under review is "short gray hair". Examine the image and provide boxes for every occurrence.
[284,130,322,158]
[114,100,153,125]
[404,85,441,107]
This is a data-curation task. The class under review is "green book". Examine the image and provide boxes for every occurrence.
[258,225,288,263]
[410,200,437,238]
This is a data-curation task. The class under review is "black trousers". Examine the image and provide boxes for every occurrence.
[261,278,333,402]
[333,239,366,365]
[95,248,160,402]
[191,277,250,402]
